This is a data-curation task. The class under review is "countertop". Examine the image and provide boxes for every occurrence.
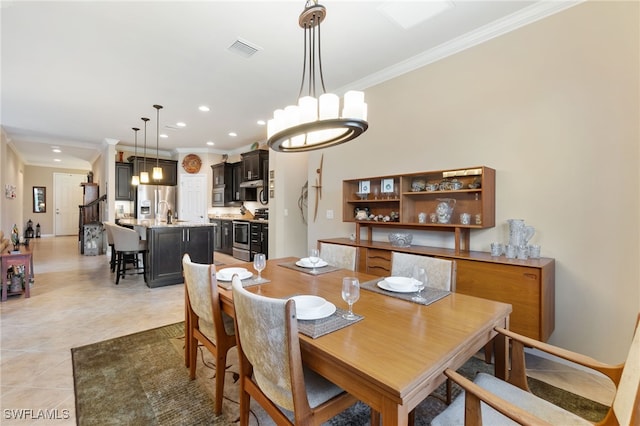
[117,218,215,228]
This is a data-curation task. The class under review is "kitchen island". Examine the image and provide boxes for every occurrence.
[117,219,215,288]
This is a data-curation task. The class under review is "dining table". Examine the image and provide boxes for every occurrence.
[215,256,512,426]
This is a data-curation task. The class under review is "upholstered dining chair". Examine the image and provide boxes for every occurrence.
[390,252,456,291]
[431,314,640,426]
[230,275,362,425]
[319,242,357,271]
[102,222,117,273]
[109,224,148,284]
[182,254,236,415]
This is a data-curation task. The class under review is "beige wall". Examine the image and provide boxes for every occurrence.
[0,132,24,237]
[306,1,639,363]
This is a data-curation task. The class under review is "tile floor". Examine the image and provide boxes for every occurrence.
[0,236,615,425]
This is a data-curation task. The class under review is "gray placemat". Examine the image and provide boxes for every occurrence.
[278,261,343,275]
[360,278,451,306]
[297,307,363,339]
[217,276,270,290]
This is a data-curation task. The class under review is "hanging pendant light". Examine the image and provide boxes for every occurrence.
[152,104,163,181]
[267,0,368,152]
[140,117,150,184]
[131,127,140,186]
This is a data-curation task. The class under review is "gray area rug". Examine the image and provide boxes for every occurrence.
[71,323,608,425]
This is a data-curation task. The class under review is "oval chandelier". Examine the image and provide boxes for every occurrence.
[267,0,368,152]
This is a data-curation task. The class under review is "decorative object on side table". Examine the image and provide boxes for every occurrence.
[388,232,412,247]
[11,224,20,252]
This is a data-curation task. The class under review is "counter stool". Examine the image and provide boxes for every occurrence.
[110,224,147,284]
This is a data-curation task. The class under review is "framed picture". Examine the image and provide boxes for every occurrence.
[359,180,370,194]
[381,178,394,193]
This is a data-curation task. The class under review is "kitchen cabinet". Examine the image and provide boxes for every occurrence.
[211,162,244,206]
[232,162,244,202]
[250,221,268,260]
[128,156,178,186]
[343,166,495,254]
[241,150,269,182]
[321,237,555,342]
[115,162,133,200]
[212,162,233,186]
[220,220,233,255]
[146,226,214,287]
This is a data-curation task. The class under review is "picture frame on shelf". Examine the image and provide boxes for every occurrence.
[359,180,370,194]
[381,178,394,193]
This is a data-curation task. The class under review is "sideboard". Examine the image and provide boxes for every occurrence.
[319,238,555,342]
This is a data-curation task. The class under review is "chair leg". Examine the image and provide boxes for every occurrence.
[109,244,116,272]
[115,252,122,284]
[214,350,228,415]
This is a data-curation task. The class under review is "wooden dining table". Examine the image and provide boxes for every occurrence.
[216,256,512,426]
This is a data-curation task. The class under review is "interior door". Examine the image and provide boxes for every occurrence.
[54,173,85,236]
[179,174,207,223]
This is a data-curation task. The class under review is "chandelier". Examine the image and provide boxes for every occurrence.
[152,104,163,181]
[267,0,368,152]
[131,127,140,186]
[140,117,150,184]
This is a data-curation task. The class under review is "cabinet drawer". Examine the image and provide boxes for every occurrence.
[366,248,391,276]
[456,259,543,340]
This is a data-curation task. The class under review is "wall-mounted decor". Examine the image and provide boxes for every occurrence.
[5,184,16,199]
[33,186,46,213]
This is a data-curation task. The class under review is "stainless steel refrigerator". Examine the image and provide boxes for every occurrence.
[136,184,176,220]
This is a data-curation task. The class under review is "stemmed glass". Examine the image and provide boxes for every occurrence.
[411,266,428,302]
[342,277,360,320]
[308,248,320,274]
[253,253,266,283]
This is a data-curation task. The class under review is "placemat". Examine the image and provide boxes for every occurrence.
[278,261,342,275]
[297,307,363,339]
[360,278,451,306]
[217,276,270,290]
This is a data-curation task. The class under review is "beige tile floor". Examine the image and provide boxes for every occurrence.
[1,236,615,425]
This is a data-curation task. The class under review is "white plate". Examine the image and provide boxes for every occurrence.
[295,301,336,320]
[296,258,329,268]
[290,295,326,312]
[384,276,417,291]
[216,267,253,281]
[377,279,418,293]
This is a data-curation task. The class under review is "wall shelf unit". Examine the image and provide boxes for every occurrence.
[343,166,495,253]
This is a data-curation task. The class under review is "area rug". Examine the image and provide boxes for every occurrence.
[72,323,608,425]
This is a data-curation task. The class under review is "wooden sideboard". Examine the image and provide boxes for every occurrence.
[319,238,555,342]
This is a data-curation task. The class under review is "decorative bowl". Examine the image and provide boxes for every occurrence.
[388,232,412,247]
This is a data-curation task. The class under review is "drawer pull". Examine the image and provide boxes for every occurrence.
[523,273,538,280]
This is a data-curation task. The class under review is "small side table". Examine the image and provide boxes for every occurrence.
[1,247,34,302]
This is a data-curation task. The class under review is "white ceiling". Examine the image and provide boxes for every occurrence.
[1,1,579,169]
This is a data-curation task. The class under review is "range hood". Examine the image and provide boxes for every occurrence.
[239,179,264,188]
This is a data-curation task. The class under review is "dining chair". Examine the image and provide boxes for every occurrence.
[109,224,147,284]
[431,314,640,426]
[319,242,357,271]
[102,222,117,272]
[390,252,456,291]
[230,275,362,425]
[182,254,236,415]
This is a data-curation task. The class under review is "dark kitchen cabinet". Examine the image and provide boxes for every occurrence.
[212,162,233,187]
[211,162,242,207]
[232,162,243,202]
[115,162,133,200]
[128,156,178,186]
[250,221,268,261]
[146,226,214,287]
[241,150,269,182]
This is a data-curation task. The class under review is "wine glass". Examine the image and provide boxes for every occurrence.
[342,277,360,320]
[308,248,320,274]
[253,253,266,283]
[411,266,428,302]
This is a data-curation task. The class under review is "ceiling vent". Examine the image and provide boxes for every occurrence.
[228,38,261,58]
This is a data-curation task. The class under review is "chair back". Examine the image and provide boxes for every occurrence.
[110,224,143,252]
[613,315,640,425]
[103,222,115,245]
[182,254,230,338]
[319,242,357,271]
[232,276,303,412]
[391,252,456,291]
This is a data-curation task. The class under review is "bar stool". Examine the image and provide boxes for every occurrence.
[110,224,147,284]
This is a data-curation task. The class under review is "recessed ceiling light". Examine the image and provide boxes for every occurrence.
[54,159,61,162]
[257,120,266,126]
[160,134,168,138]
[52,148,61,153]
[206,141,215,146]
[176,122,186,127]
[228,132,237,137]
[199,106,210,112]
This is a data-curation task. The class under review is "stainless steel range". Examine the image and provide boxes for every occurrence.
[232,220,251,261]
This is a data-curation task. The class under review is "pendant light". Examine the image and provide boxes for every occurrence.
[266,0,368,152]
[140,117,150,184]
[130,127,140,186]
[152,104,163,181]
